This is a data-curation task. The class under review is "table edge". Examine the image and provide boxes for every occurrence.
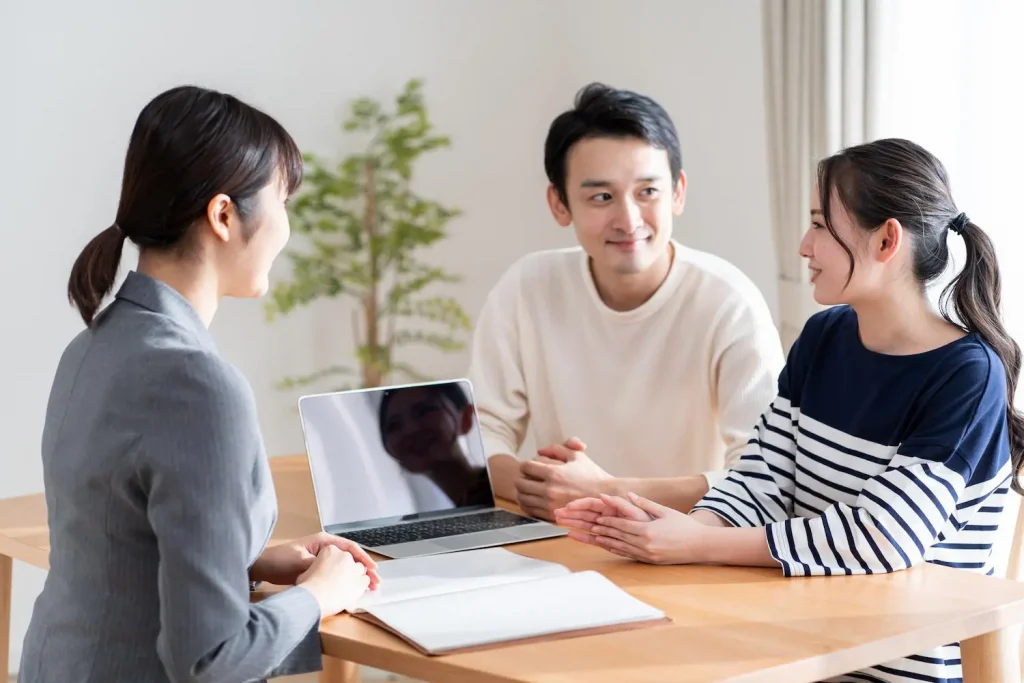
[313,581,1024,683]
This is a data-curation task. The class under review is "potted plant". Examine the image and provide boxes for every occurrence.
[265,79,471,390]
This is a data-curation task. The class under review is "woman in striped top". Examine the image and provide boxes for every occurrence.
[555,138,1021,683]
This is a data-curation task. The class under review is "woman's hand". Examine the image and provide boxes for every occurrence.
[250,531,381,589]
[554,492,713,565]
[296,545,375,616]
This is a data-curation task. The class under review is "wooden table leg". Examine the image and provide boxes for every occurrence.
[0,555,11,679]
[961,627,1020,683]
[319,656,360,683]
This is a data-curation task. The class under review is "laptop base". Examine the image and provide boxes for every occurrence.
[362,522,568,559]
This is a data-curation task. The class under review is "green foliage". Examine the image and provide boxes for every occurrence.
[265,79,471,390]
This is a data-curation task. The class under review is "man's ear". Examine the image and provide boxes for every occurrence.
[546,184,573,227]
[672,170,687,216]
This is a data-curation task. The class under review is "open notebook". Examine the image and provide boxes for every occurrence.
[344,547,669,655]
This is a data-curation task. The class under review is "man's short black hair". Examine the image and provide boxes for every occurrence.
[543,82,682,206]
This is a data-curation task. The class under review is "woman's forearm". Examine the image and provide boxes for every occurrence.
[698,525,779,568]
[689,509,733,528]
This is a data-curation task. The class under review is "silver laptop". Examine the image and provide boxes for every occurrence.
[297,378,567,558]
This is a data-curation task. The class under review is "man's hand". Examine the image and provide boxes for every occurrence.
[514,437,614,521]
[250,532,382,588]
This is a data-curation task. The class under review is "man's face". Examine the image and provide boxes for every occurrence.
[548,136,685,277]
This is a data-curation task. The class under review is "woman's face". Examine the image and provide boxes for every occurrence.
[207,169,292,299]
[380,388,469,473]
[799,182,884,306]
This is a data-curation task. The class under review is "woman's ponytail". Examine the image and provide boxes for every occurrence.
[67,224,126,326]
[941,218,1024,493]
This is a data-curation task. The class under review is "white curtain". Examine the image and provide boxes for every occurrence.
[761,0,883,350]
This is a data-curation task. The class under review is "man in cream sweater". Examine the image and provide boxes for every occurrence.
[466,83,785,521]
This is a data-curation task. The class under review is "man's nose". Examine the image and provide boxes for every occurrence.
[612,198,644,232]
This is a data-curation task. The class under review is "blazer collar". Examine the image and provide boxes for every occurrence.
[114,270,216,349]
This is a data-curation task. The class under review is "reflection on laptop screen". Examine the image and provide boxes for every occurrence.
[299,380,496,533]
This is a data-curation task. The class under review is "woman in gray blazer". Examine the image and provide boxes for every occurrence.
[19,85,381,683]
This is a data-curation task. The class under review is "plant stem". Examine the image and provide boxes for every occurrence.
[363,158,383,388]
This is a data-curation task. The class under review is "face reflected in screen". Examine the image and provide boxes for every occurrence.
[376,383,492,509]
[298,380,495,529]
[378,385,474,474]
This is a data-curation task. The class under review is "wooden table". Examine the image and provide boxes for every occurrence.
[1,455,1023,682]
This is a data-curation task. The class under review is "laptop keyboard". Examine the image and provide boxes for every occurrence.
[339,509,538,548]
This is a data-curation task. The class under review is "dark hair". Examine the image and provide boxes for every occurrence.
[67,85,303,326]
[378,383,470,441]
[817,137,1024,492]
[543,82,682,206]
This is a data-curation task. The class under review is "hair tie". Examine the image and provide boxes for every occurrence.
[949,212,969,235]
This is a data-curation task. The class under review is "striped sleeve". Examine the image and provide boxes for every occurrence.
[691,320,810,527]
[767,353,1012,577]
[691,394,797,527]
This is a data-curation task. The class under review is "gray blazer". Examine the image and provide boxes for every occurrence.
[19,271,323,683]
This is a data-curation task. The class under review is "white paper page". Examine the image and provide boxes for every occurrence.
[362,570,665,654]
[349,547,570,611]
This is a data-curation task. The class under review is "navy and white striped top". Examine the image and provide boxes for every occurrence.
[693,305,1012,683]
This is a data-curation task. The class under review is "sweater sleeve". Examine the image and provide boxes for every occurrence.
[466,262,530,460]
[767,350,1012,577]
[702,291,786,489]
[692,314,817,526]
[140,352,323,683]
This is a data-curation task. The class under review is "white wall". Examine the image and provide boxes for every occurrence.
[0,0,776,671]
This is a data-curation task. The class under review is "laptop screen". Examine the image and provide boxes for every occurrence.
[298,379,496,533]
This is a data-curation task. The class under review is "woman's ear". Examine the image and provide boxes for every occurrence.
[459,404,475,435]
[204,193,236,242]
[875,217,904,264]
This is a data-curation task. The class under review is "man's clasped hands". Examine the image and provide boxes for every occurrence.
[512,437,715,565]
